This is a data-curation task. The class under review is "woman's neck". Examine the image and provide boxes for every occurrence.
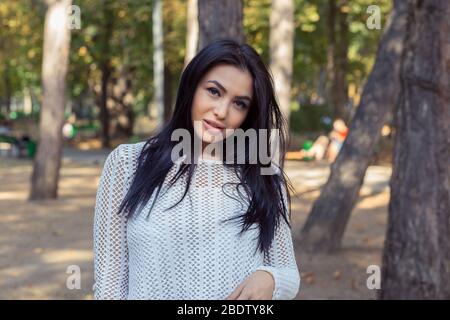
[200,141,222,161]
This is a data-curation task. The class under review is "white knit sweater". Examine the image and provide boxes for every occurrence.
[93,141,300,300]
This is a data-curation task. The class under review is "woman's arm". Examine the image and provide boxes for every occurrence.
[93,144,130,299]
[227,181,301,300]
[254,184,301,300]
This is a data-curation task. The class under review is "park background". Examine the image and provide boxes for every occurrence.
[0,0,448,299]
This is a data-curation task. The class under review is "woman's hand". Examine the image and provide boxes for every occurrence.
[226,270,275,300]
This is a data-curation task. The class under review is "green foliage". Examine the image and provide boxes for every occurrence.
[0,1,44,103]
[1,0,392,134]
[244,0,271,64]
[290,101,333,133]
[69,0,156,116]
[67,0,188,119]
[128,134,142,144]
[292,0,391,104]
[243,0,392,131]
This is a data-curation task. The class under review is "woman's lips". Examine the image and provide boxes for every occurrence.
[203,119,225,133]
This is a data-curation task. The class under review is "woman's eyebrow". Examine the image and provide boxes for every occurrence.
[206,80,227,92]
[206,80,252,102]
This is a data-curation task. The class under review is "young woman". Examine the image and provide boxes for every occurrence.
[93,39,300,300]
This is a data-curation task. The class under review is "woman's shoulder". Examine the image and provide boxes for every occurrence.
[104,141,147,169]
[114,141,147,157]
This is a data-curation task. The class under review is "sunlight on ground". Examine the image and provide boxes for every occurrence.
[0,153,391,299]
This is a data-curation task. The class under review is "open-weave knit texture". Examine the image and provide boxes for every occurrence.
[93,142,300,299]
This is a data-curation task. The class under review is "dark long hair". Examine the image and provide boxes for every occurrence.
[118,39,294,258]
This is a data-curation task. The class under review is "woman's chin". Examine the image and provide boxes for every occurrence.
[202,132,225,144]
[193,128,224,144]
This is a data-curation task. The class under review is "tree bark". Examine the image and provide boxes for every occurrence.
[380,0,450,299]
[151,0,165,129]
[164,62,173,122]
[269,0,295,126]
[184,0,198,67]
[100,61,111,148]
[298,0,411,253]
[335,1,349,121]
[326,0,350,123]
[98,0,114,148]
[30,0,71,200]
[198,0,244,50]
[3,62,11,116]
[108,66,135,138]
[326,0,337,114]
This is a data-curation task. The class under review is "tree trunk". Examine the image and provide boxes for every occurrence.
[151,0,165,129]
[198,0,244,50]
[269,0,295,125]
[335,1,349,121]
[326,0,350,123]
[30,0,71,200]
[380,0,450,299]
[108,66,135,138]
[98,1,114,148]
[100,61,111,148]
[298,0,411,253]
[3,62,11,116]
[326,0,337,115]
[184,0,198,67]
[23,88,33,115]
[164,62,173,122]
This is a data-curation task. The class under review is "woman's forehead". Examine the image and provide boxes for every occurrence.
[201,65,253,96]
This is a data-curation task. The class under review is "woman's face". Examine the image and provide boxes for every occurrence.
[191,64,253,148]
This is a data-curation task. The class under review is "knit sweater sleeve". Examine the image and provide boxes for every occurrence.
[255,183,301,300]
[93,144,130,299]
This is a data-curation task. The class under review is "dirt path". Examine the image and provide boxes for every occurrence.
[0,148,391,299]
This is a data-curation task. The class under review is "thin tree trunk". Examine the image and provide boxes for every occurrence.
[99,1,114,148]
[164,62,172,122]
[335,0,349,122]
[380,0,450,299]
[198,0,244,50]
[326,0,350,123]
[3,62,11,116]
[151,0,164,129]
[298,0,411,253]
[100,61,111,148]
[269,0,295,125]
[30,0,71,200]
[184,0,198,67]
[121,68,135,137]
[326,0,337,116]
[108,66,135,138]
[23,88,33,114]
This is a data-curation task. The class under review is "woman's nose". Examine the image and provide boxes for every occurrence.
[213,100,228,119]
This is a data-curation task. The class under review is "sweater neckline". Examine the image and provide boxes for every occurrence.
[174,154,224,165]
[196,157,223,164]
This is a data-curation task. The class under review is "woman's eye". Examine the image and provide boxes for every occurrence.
[207,87,220,96]
[235,100,248,109]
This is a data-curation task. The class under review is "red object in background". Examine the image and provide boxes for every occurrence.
[337,127,349,141]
